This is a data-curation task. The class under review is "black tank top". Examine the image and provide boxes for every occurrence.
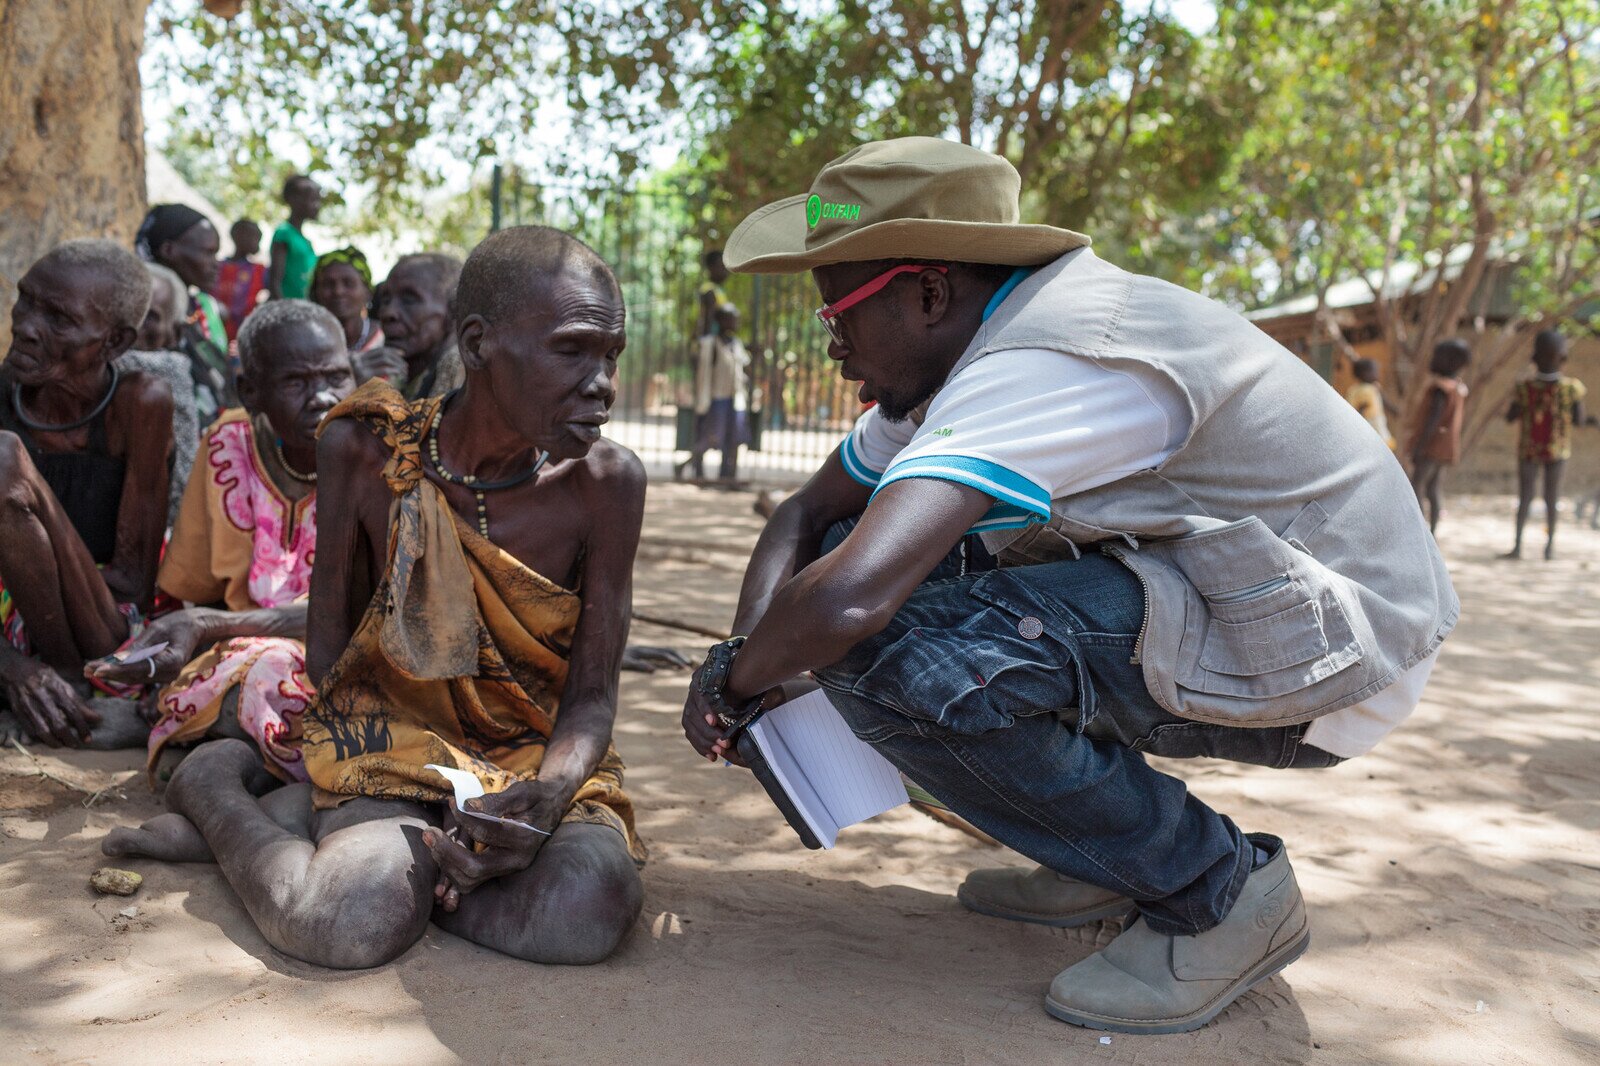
[0,378,127,565]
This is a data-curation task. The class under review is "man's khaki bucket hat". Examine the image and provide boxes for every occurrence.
[724,136,1091,274]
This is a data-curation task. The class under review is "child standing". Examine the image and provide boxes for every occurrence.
[1407,339,1471,533]
[1504,330,1590,560]
[1345,358,1396,450]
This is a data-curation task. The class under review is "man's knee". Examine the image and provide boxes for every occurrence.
[268,820,435,969]
[514,824,642,965]
[0,432,40,519]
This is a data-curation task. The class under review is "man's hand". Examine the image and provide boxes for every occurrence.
[84,609,214,687]
[620,645,692,674]
[681,662,794,767]
[2,660,100,747]
[420,777,569,911]
[351,345,409,387]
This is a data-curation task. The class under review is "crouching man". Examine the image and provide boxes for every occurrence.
[682,138,1456,1034]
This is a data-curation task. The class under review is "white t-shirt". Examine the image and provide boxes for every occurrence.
[839,345,1432,759]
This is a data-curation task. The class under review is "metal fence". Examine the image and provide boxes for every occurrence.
[489,169,854,484]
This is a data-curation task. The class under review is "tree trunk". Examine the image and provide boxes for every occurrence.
[0,0,151,351]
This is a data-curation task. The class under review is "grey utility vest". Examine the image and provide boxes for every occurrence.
[953,249,1458,727]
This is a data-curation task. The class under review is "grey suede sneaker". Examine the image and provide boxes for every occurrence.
[1043,835,1310,1034]
[957,864,1135,928]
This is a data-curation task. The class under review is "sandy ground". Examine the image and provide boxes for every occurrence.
[1,486,1596,1065]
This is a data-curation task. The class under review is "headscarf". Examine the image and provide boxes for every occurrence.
[135,204,208,262]
[311,246,373,291]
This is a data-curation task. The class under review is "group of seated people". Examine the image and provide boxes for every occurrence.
[1,223,672,966]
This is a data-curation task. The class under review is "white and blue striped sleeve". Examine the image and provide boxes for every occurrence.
[870,349,1183,535]
[838,406,915,488]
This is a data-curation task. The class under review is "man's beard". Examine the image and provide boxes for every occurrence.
[873,376,941,423]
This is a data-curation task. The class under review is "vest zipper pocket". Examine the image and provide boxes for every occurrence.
[1101,545,1150,665]
[1206,575,1291,604]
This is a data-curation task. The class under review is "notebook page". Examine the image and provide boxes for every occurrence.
[762,689,908,842]
[748,712,837,846]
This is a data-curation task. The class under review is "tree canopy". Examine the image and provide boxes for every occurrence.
[148,0,1599,440]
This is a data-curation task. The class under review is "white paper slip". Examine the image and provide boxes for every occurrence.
[746,688,908,849]
[114,642,170,665]
[423,763,550,836]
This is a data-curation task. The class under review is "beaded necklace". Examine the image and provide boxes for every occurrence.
[272,437,317,483]
[425,392,547,537]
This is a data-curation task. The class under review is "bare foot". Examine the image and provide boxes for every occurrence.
[103,811,215,862]
[1500,549,1522,560]
[1544,543,1556,561]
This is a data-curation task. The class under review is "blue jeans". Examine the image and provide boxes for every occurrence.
[811,523,1340,936]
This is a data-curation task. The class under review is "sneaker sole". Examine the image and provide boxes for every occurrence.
[1042,925,1311,1035]
[956,884,1135,929]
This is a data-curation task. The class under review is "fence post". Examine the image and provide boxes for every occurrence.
[490,164,503,233]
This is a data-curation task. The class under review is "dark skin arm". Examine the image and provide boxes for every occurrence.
[682,453,993,762]
[102,371,173,609]
[85,604,306,686]
[427,447,648,907]
[305,418,383,685]
[268,239,288,301]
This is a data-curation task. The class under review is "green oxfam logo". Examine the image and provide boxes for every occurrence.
[806,194,862,229]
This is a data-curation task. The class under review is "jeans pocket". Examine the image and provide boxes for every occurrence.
[850,604,1077,736]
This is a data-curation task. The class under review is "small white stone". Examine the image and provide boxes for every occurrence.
[118,906,139,919]
[1099,1036,1111,1045]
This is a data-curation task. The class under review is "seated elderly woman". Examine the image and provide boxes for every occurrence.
[0,240,173,747]
[89,300,355,768]
[136,204,233,420]
[107,227,647,969]
[311,247,386,357]
[372,252,465,398]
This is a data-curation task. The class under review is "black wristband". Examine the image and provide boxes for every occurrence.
[698,637,757,727]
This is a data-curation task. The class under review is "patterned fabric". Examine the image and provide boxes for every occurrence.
[144,411,316,779]
[298,381,644,863]
[147,636,312,783]
[158,410,316,614]
[1514,376,1587,463]
[118,349,201,525]
[312,246,373,289]
[213,259,268,342]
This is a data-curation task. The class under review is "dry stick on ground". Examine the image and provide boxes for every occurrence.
[8,739,126,808]
[629,610,729,642]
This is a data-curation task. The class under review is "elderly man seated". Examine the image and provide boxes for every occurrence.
[88,300,355,771]
[0,240,173,748]
[358,252,465,398]
[109,227,646,969]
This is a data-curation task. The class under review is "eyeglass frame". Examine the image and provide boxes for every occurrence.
[814,264,949,346]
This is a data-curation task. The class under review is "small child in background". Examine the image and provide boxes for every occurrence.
[1504,330,1592,560]
[1406,339,1471,534]
[1345,358,1396,450]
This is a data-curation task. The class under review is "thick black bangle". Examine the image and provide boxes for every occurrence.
[698,637,758,726]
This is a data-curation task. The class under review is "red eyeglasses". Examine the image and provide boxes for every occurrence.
[815,264,949,346]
